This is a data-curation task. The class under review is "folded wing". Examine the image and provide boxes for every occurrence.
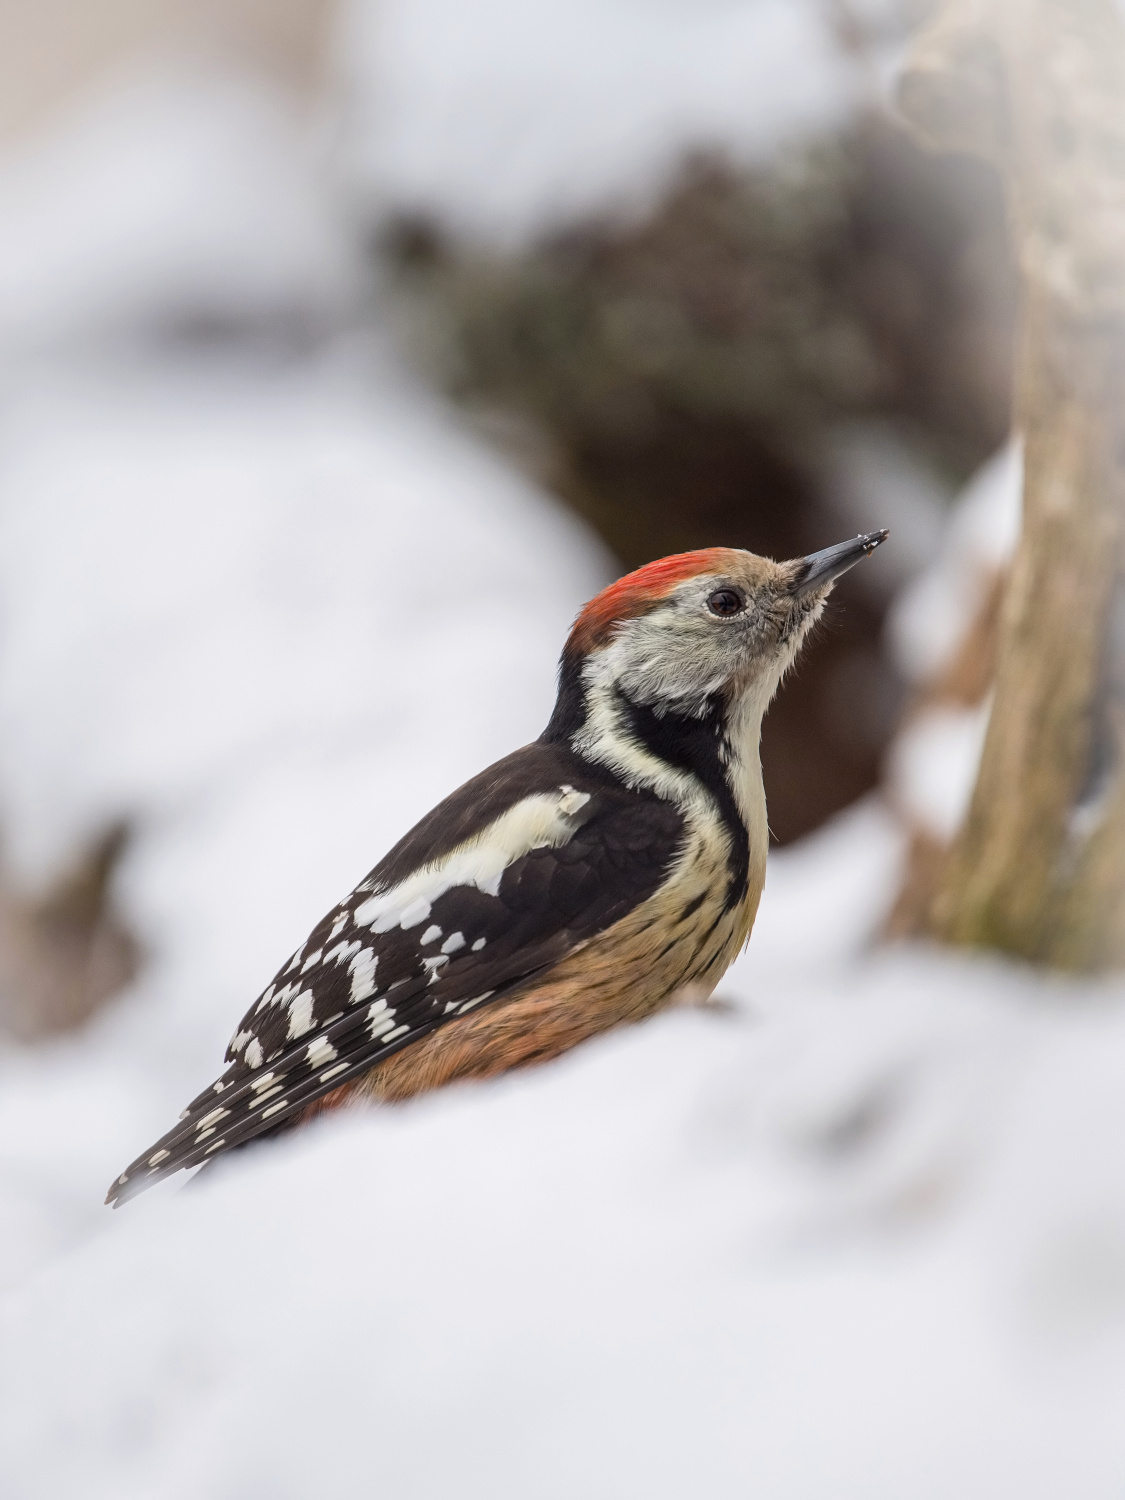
[108,743,684,1203]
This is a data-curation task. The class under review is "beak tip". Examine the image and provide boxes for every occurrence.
[793,528,890,596]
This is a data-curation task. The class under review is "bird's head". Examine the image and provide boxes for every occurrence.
[553,532,888,734]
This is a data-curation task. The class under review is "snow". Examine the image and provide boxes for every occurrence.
[0,64,360,351]
[4,804,1125,1498]
[338,0,858,242]
[888,439,1023,685]
[0,40,1122,1500]
[887,699,992,841]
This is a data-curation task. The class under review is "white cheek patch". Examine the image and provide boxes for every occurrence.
[603,611,732,712]
[353,788,591,936]
[573,669,703,812]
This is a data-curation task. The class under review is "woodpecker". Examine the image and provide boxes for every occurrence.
[108,530,887,1204]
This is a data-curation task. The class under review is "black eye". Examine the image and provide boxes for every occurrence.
[707,588,743,618]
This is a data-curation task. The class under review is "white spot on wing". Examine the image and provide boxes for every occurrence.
[306,1036,338,1067]
[287,990,316,1040]
[148,1149,170,1166]
[420,924,443,945]
[471,937,487,951]
[557,786,590,817]
[349,947,378,1003]
[441,931,465,954]
[367,1000,397,1041]
[244,1038,264,1069]
[353,790,593,934]
[397,897,432,930]
[260,981,299,1014]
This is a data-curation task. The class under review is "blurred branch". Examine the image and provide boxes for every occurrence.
[898,0,1125,966]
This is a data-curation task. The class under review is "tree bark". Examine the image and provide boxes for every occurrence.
[897,0,1125,968]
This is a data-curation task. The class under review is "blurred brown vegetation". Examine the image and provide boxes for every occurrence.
[382,114,1017,842]
[0,825,138,1039]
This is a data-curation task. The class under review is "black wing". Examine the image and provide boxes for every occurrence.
[108,741,684,1202]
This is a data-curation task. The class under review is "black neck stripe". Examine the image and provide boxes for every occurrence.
[612,690,751,910]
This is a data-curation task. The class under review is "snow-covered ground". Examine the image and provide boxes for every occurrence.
[4,800,1125,1498]
[0,31,1122,1500]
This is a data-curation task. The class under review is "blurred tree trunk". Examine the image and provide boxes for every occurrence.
[897,0,1125,968]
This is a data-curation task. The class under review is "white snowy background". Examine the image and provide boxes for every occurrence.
[0,3,1123,1496]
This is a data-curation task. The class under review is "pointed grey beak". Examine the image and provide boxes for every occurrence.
[792,530,889,596]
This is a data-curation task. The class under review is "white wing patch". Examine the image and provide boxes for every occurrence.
[353,788,591,935]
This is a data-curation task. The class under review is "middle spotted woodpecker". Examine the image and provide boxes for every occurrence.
[109,530,887,1203]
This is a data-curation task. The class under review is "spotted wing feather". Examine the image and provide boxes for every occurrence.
[108,743,684,1203]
